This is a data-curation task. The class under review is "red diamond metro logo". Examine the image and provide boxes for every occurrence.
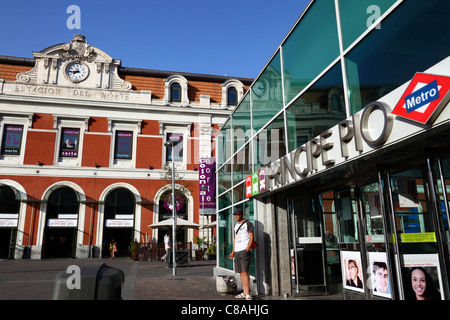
[392,73,450,124]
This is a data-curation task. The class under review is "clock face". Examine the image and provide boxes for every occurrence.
[66,62,88,82]
[253,81,266,97]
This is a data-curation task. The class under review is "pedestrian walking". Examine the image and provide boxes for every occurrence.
[161,233,171,262]
[110,239,117,259]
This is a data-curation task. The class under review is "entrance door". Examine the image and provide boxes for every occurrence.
[102,188,136,257]
[321,190,342,295]
[0,228,15,259]
[42,187,79,259]
[102,227,133,258]
[0,185,20,259]
[288,194,326,295]
[42,228,75,258]
[386,165,448,300]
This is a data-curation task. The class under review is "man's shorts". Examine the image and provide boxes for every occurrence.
[234,250,251,273]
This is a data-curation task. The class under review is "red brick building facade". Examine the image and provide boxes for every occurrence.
[0,35,251,259]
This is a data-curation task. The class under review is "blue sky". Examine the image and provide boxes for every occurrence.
[2,0,310,79]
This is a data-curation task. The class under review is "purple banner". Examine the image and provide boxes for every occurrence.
[199,158,216,215]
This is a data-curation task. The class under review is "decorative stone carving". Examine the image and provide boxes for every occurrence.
[16,34,132,91]
[61,34,97,63]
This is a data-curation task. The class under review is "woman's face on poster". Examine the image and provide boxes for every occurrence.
[411,268,427,298]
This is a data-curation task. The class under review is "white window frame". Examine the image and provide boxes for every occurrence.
[53,115,89,167]
[160,122,191,170]
[163,74,189,106]
[0,112,32,165]
[221,79,244,108]
[108,119,141,169]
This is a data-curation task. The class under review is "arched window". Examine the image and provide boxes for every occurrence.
[227,87,238,106]
[105,188,135,219]
[170,83,182,102]
[47,187,78,219]
[0,186,20,214]
[158,190,187,243]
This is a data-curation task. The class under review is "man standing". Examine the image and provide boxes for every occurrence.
[162,233,171,262]
[229,207,254,300]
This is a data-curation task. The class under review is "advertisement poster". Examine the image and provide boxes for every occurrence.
[199,157,216,215]
[166,133,183,161]
[341,251,364,293]
[60,128,79,157]
[369,252,391,299]
[1,124,23,155]
[402,254,444,300]
[115,131,133,159]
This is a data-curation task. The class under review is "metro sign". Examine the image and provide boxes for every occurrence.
[392,73,450,124]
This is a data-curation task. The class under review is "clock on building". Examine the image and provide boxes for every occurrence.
[65,62,89,82]
[253,80,266,97]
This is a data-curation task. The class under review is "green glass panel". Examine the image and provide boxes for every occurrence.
[232,93,251,153]
[286,62,347,152]
[217,161,232,194]
[216,121,229,167]
[345,0,450,114]
[218,120,232,167]
[232,142,252,185]
[282,0,340,105]
[232,183,245,204]
[338,0,397,50]
[218,208,233,269]
[218,191,232,211]
[254,112,286,170]
[252,51,283,133]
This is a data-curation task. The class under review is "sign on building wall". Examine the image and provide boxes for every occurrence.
[392,73,450,124]
[0,214,18,227]
[114,131,133,159]
[60,128,80,157]
[245,68,450,198]
[245,168,267,198]
[199,158,216,215]
[1,125,23,155]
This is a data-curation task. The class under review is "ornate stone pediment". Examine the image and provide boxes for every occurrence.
[16,34,132,91]
[61,34,97,63]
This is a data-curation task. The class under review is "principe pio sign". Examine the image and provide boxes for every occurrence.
[245,70,450,198]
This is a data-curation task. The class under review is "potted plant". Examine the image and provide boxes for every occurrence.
[128,240,140,261]
[193,236,206,260]
[206,244,216,260]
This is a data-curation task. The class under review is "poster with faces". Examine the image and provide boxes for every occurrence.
[369,252,391,299]
[341,251,364,293]
[401,254,444,300]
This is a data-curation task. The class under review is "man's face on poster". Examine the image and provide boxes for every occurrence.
[375,267,388,293]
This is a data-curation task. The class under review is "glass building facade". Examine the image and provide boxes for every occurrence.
[216,0,450,299]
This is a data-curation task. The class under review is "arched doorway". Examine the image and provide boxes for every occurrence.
[0,185,20,259]
[102,188,135,257]
[42,187,79,258]
[157,190,188,244]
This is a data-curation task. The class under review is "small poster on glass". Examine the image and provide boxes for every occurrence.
[341,251,364,293]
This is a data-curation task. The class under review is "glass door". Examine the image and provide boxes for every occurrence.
[321,190,342,295]
[360,181,394,299]
[288,193,326,295]
[387,166,446,300]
